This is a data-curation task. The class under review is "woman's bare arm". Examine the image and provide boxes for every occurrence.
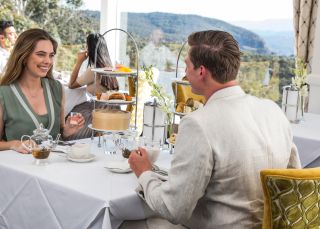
[69,51,87,89]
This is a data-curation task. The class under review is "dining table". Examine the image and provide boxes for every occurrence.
[0,137,172,229]
[1,113,319,229]
[291,112,320,168]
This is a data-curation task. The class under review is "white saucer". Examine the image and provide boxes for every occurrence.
[67,153,96,163]
[105,161,132,173]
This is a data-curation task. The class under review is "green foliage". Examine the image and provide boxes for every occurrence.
[1,0,98,46]
[292,58,308,97]
[55,44,81,72]
[238,54,295,104]
[66,0,83,8]
[0,0,99,73]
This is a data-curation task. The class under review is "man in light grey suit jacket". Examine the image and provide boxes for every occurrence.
[127,30,301,229]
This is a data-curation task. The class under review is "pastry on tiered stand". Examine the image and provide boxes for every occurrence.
[92,109,131,131]
[176,98,204,114]
[96,91,132,102]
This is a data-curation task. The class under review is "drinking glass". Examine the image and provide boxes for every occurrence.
[103,132,116,155]
[138,137,161,163]
[70,112,81,125]
[21,132,53,166]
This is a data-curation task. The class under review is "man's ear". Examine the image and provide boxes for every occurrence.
[199,65,207,80]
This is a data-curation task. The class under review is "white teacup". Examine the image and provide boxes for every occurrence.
[145,146,160,163]
[69,143,90,159]
[138,138,161,163]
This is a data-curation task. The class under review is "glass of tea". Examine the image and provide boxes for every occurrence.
[31,147,51,165]
[21,125,54,165]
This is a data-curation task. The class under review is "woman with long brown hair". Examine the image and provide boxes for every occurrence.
[0,28,84,153]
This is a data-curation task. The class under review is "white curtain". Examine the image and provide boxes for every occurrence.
[293,0,319,71]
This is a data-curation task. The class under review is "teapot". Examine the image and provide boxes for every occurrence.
[21,124,54,165]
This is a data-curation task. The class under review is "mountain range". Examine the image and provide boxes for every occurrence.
[126,12,269,54]
[232,19,294,56]
[83,11,293,56]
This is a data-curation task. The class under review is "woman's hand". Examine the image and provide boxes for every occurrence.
[10,140,30,154]
[63,113,85,137]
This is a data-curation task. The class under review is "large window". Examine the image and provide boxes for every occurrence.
[98,0,295,105]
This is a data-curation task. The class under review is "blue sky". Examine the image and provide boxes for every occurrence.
[82,0,293,22]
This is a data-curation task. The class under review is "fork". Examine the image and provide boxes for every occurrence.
[152,165,168,176]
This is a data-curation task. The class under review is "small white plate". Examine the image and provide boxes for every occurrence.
[105,161,132,173]
[67,153,96,163]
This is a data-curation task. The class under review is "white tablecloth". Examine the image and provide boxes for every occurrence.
[291,113,320,167]
[0,138,172,229]
[1,112,319,228]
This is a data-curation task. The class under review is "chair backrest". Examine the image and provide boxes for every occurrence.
[171,81,205,104]
[260,168,320,229]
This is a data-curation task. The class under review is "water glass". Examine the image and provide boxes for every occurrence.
[138,137,161,163]
[103,132,116,155]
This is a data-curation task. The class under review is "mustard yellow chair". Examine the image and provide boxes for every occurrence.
[171,81,205,105]
[260,168,320,229]
[127,77,136,112]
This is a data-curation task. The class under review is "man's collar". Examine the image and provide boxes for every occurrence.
[206,86,245,104]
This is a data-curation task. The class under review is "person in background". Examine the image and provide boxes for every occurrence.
[69,33,118,95]
[0,28,85,154]
[67,33,119,140]
[0,20,17,74]
[126,30,301,228]
[140,29,176,71]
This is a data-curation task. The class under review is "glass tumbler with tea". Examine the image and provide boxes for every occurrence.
[21,124,54,165]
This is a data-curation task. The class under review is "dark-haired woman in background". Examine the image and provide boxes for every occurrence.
[67,33,119,139]
[69,33,118,94]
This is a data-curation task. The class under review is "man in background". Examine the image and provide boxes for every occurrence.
[140,29,176,72]
[0,20,17,74]
[127,30,301,228]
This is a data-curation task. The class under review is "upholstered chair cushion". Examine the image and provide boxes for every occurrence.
[171,82,205,104]
[260,168,320,229]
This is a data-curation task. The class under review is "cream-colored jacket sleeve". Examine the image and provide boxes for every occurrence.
[138,115,213,224]
[288,143,302,168]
